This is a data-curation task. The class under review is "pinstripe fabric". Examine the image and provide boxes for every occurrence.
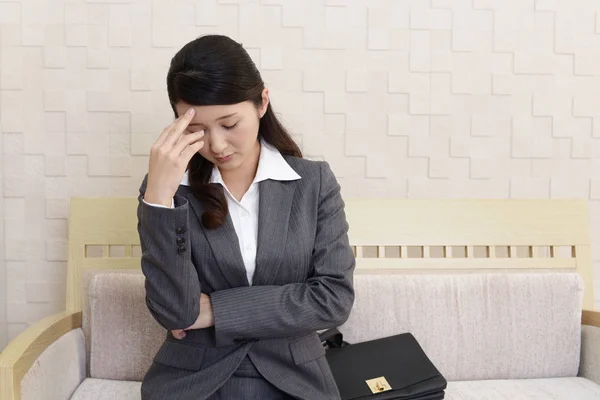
[206,356,293,399]
[136,157,355,400]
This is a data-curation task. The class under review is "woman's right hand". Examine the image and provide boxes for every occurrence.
[144,107,205,207]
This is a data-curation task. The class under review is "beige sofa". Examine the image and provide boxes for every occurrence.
[14,270,600,400]
[1,197,598,400]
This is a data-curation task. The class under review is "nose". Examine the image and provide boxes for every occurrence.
[209,131,227,155]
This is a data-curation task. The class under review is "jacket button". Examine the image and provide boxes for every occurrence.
[176,237,186,246]
[176,227,186,235]
[177,246,186,254]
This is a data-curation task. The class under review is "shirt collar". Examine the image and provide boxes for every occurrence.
[180,139,300,186]
[253,139,301,183]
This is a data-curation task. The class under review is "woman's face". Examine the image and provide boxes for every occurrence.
[175,89,269,172]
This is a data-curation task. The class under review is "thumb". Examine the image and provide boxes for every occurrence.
[171,329,186,339]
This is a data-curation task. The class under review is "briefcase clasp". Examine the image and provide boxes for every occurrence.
[366,376,392,394]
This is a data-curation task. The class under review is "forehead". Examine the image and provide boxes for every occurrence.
[175,101,253,123]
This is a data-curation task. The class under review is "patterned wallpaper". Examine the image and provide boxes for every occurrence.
[1,0,600,350]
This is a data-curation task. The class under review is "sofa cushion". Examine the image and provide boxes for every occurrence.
[88,271,583,382]
[21,328,86,400]
[446,377,600,399]
[89,271,165,380]
[81,268,142,375]
[341,273,583,381]
[70,378,141,400]
[580,325,600,384]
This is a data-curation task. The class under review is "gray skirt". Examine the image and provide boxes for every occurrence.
[206,355,295,399]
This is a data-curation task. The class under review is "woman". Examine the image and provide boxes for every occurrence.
[136,34,355,400]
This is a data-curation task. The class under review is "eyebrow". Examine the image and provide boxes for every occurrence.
[189,113,238,125]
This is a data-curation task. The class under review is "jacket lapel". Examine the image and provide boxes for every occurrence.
[252,179,296,286]
[185,190,249,288]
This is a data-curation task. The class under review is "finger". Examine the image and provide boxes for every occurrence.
[153,116,183,149]
[180,138,205,162]
[171,329,186,339]
[163,107,196,148]
[173,130,204,155]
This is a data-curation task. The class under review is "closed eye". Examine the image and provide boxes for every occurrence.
[223,122,238,131]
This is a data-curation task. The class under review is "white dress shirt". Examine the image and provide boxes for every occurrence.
[143,140,301,285]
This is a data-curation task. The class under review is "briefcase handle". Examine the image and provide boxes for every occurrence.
[319,328,350,349]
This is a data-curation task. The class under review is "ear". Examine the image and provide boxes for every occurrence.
[259,88,269,118]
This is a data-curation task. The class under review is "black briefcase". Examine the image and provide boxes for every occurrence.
[320,329,447,400]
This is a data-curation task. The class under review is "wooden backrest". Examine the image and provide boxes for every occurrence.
[66,198,593,311]
[66,198,141,311]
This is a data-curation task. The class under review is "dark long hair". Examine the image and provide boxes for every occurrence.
[166,35,302,229]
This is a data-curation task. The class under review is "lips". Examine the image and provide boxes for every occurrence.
[215,154,233,163]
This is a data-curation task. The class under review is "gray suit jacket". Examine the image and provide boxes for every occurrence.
[137,156,355,400]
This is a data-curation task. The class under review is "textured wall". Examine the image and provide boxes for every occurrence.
[1,0,600,349]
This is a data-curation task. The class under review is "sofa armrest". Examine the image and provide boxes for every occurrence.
[0,310,83,400]
[582,310,600,327]
[580,310,600,384]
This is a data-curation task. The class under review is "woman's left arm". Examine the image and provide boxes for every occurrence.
[208,161,355,347]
